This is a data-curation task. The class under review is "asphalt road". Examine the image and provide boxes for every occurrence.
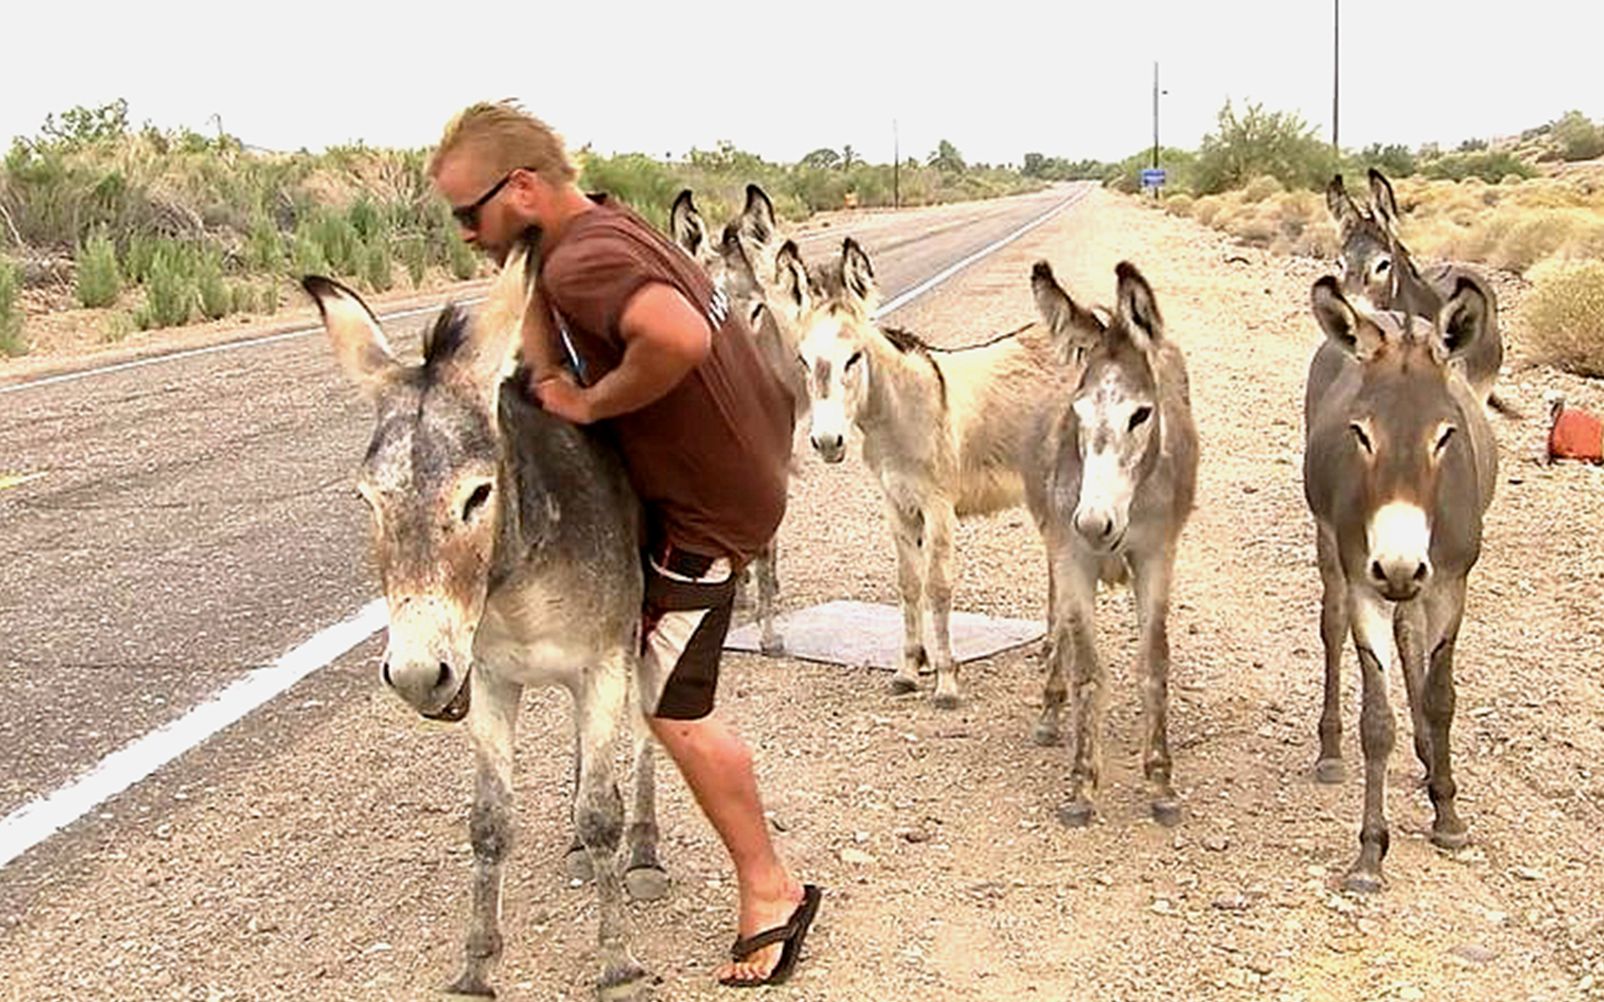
[0,184,1088,887]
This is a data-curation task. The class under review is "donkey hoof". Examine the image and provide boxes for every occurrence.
[1314,758,1346,785]
[444,973,496,998]
[889,675,920,695]
[932,691,961,710]
[564,846,595,883]
[625,865,670,902]
[1151,799,1183,828]
[1031,722,1061,747]
[1430,826,1470,851]
[596,962,650,1001]
[759,635,786,656]
[1059,801,1095,828]
[1342,870,1383,895]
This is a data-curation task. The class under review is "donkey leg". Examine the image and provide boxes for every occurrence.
[755,536,784,656]
[623,720,669,901]
[1133,545,1182,827]
[925,500,962,709]
[1060,561,1104,828]
[1314,527,1349,784]
[1422,581,1469,850]
[1034,543,1068,746]
[888,503,927,695]
[445,670,523,998]
[564,729,595,883]
[1394,600,1435,787]
[574,658,648,999]
[1344,589,1396,894]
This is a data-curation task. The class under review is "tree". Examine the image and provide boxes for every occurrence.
[801,147,841,170]
[928,139,966,174]
[1193,100,1333,194]
[841,144,858,170]
[1550,110,1604,162]
[39,99,130,149]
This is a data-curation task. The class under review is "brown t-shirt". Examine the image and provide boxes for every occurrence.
[537,195,795,562]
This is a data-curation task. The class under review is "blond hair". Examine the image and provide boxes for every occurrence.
[428,99,577,184]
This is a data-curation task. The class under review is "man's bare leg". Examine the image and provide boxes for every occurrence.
[648,713,805,983]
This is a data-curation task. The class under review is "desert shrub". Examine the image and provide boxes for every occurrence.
[0,256,24,355]
[1241,175,1285,204]
[1551,111,1604,163]
[76,230,122,307]
[195,250,232,320]
[1163,193,1194,217]
[1194,100,1335,195]
[397,234,427,288]
[102,310,137,342]
[138,245,193,328]
[446,236,478,281]
[1524,258,1604,377]
[1190,195,1223,226]
[362,238,394,293]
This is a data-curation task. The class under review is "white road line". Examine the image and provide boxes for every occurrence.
[875,186,1088,319]
[0,185,1088,870]
[0,298,488,397]
[0,600,386,869]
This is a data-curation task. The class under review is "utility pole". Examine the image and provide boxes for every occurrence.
[893,118,900,209]
[1152,61,1160,170]
[1332,0,1340,152]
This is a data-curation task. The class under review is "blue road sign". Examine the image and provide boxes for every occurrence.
[1141,168,1167,189]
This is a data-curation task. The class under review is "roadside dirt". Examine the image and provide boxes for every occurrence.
[2,188,1601,1001]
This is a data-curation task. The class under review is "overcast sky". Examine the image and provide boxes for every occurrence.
[5,1,1594,166]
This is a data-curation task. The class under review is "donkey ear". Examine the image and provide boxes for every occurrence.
[738,184,777,248]
[1435,276,1490,361]
[841,237,878,308]
[455,235,534,392]
[1113,261,1164,349]
[301,275,401,400]
[1326,174,1362,231]
[774,239,812,317]
[1367,168,1401,237]
[1030,260,1103,361]
[669,189,706,257]
[1311,275,1385,360]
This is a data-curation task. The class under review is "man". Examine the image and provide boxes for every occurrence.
[427,100,818,988]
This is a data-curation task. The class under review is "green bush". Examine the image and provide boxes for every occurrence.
[0,256,25,356]
[1551,110,1604,163]
[446,237,478,281]
[1422,150,1535,184]
[1194,100,1335,195]
[140,246,193,328]
[246,214,283,273]
[102,310,137,342]
[362,238,393,293]
[76,230,123,307]
[397,234,427,288]
[195,251,231,320]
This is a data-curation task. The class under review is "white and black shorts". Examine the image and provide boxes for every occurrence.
[642,547,737,721]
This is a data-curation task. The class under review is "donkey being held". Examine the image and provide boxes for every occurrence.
[1327,168,1513,416]
[1024,261,1199,827]
[789,236,1069,707]
[303,239,666,999]
[1303,275,1497,892]
[668,183,801,654]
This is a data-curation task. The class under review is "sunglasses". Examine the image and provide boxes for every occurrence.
[451,167,537,230]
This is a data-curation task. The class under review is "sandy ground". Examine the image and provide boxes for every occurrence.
[3,188,1603,1001]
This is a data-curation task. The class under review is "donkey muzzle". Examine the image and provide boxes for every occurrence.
[810,432,846,463]
[381,651,472,720]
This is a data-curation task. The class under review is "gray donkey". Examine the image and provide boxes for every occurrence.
[668,183,801,654]
[1326,168,1515,417]
[1024,261,1199,828]
[302,240,665,999]
[1302,275,1497,892]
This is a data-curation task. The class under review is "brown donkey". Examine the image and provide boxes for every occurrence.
[1303,275,1498,892]
[1326,168,1515,417]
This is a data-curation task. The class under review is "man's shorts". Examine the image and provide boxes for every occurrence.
[642,547,738,721]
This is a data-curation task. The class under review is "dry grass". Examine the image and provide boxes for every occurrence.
[1163,173,1604,277]
[1524,257,1604,377]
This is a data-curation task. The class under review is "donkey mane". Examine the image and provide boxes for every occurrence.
[422,305,472,379]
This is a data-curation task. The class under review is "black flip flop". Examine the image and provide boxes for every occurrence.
[718,884,823,988]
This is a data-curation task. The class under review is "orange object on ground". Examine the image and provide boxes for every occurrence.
[1548,407,1604,464]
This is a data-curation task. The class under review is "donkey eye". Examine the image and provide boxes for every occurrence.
[1374,258,1391,273]
[1128,406,1153,431]
[462,483,493,522]
[1350,422,1374,454]
[845,351,863,370]
[1434,425,1456,455]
